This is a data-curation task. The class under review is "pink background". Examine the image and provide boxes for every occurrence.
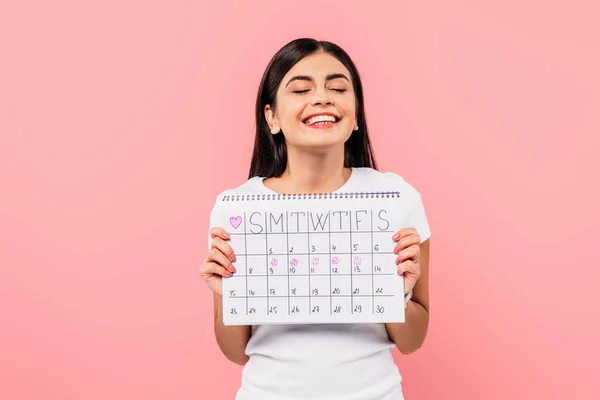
[1,1,598,399]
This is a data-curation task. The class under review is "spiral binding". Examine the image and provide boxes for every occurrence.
[220,191,401,202]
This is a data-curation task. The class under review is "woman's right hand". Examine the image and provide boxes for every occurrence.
[199,227,236,297]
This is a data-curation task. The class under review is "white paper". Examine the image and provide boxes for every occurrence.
[213,192,406,325]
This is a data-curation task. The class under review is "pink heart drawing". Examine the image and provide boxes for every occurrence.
[229,216,242,229]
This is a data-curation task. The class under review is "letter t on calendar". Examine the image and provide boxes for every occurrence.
[212,192,407,325]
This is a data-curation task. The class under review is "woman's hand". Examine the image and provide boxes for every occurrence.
[392,227,422,295]
[199,227,236,296]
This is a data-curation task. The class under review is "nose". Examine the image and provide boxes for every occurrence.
[311,87,333,105]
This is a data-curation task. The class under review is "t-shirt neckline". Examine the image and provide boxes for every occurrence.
[258,167,358,195]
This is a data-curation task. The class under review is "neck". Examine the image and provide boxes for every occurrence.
[266,145,351,194]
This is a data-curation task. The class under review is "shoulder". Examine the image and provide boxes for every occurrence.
[208,176,266,214]
[351,167,423,197]
[213,176,266,198]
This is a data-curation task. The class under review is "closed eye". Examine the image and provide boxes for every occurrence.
[293,88,347,94]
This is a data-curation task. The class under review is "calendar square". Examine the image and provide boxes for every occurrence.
[330,233,351,254]
[330,253,351,275]
[267,255,286,276]
[246,276,267,297]
[352,297,372,315]
[225,275,247,299]
[308,232,329,254]
[351,275,373,296]
[246,255,267,276]
[288,275,309,297]
[287,233,309,256]
[330,274,351,297]
[309,296,330,316]
[227,233,246,255]
[246,233,267,256]
[267,234,287,256]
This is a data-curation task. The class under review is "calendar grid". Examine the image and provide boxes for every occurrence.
[221,195,407,325]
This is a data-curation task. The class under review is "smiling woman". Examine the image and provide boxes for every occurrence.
[199,38,432,400]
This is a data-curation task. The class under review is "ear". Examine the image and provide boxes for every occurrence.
[264,104,280,134]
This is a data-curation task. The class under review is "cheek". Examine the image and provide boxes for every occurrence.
[279,102,307,126]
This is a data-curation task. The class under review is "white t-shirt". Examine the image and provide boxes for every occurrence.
[208,167,432,400]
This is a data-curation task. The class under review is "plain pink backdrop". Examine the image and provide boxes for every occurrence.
[1,1,598,399]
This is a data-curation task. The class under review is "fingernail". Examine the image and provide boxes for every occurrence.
[229,253,236,262]
[392,233,400,240]
[221,232,230,239]
[231,264,237,273]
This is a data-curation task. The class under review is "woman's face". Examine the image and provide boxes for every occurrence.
[265,51,358,151]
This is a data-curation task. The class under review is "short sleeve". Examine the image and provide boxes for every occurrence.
[403,183,431,244]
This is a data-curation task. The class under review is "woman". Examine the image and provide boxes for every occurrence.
[200,38,431,400]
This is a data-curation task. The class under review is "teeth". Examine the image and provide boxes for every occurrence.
[305,115,337,125]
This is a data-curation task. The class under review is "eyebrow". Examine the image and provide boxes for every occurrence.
[285,73,349,87]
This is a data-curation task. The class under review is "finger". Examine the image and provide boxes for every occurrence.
[207,247,236,273]
[398,260,420,278]
[397,259,415,275]
[202,261,233,278]
[210,227,230,240]
[211,236,236,262]
[396,244,420,263]
[392,227,418,241]
[393,234,421,254]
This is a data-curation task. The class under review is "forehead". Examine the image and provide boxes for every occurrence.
[282,52,351,82]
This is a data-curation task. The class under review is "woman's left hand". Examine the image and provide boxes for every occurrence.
[392,228,422,295]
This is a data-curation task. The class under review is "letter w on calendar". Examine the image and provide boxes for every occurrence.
[213,192,406,325]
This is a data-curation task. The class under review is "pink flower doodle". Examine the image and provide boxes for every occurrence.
[353,256,362,266]
[290,258,299,267]
[331,256,340,265]
[311,257,320,267]
[270,258,279,267]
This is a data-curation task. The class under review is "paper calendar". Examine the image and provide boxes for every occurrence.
[213,191,406,325]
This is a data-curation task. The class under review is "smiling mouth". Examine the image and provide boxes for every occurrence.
[302,115,341,126]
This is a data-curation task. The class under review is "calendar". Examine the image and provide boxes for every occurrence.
[212,191,406,325]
